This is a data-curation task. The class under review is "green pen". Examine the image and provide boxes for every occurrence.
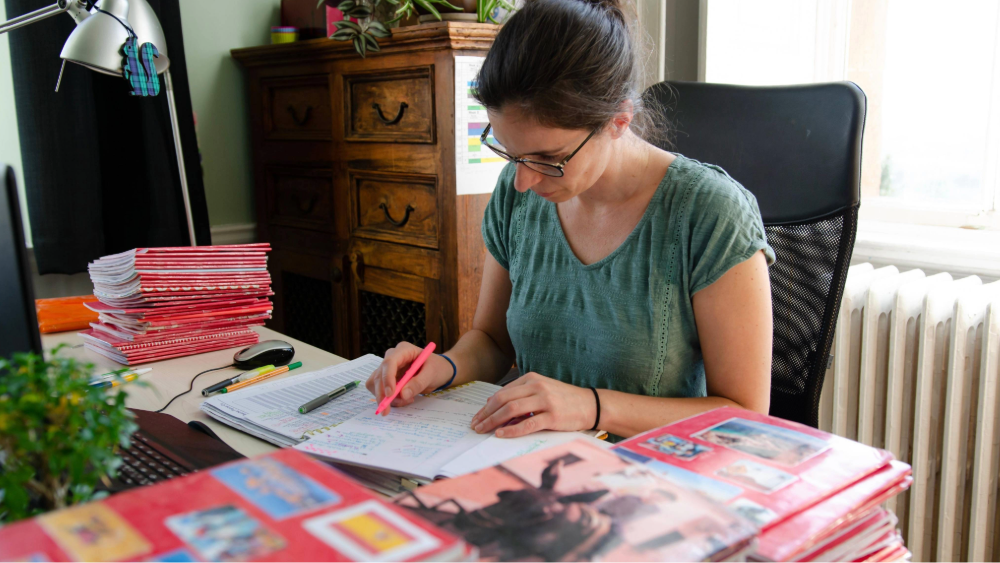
[298,380,361,414]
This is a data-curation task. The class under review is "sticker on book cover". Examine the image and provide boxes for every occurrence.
[164,505,285,562]
[302,500,441,561]
[645,459,744,502]
[639,433,712,460]
[38,502,152,562]
[692,417,830,466]
[716,459,798,493]
[211,457,341,520]
[617,448,743,503]
[147,548,199,562]
[727,497,778,527]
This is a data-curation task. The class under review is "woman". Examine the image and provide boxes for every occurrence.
[366,0,775,440]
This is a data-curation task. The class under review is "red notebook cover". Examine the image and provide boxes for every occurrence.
[0,449,469,562]
[792,508,895,562]
[753,460,911,561]
[81,329,260,365]
[612,408,894,534]
[86,298,268,317]
[92,318,269,342]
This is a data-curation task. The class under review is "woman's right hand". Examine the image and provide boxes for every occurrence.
[365,342,455,415]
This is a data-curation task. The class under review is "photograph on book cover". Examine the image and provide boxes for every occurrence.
[302,500,442,561]
[716,459,798,494]
[211,458,341,520]
[617,447,743,503]
[692,417,830,466]
[637,433,712,460]
[39,503,151,562]
[727,498,778,527]
[396,441,752,562]
[164,505,286,562]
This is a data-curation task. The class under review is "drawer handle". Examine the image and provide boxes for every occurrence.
[350,252,365,284]
[372,102,408,126]
[287,105,313,126]
[379,202,415,227]
[295,193,318,214]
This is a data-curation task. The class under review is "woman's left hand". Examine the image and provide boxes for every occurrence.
[469,373,597,438]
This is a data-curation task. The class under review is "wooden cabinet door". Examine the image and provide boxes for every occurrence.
[346,241,446,358]
[270,249,350,357]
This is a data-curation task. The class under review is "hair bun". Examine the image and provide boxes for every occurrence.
[580,0,621,10]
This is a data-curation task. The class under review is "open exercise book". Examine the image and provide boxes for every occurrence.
[202,355,606,492]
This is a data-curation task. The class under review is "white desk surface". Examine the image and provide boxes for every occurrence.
[41,327,351,459]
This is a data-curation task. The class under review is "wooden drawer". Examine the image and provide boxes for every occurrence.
[351,170,438,248]
[344,66,435,143]
[262,75,332,141]
[265,165,336,232]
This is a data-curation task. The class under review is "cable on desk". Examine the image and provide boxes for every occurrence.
[154,364,234,414]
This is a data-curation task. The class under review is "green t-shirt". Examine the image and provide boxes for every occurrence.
[482,154,776,405]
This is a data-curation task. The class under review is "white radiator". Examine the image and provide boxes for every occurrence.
[818,263,1000,562]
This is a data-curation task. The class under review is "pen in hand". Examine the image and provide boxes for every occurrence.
[299,380,361,414]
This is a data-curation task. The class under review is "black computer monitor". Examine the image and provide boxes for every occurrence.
[0,165,42,357]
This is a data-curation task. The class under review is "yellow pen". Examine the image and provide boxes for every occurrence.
[201,364,274,396]
[94,372,141,389]
[221,362,302,394]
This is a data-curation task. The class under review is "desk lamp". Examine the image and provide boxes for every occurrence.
[0,0,197,245]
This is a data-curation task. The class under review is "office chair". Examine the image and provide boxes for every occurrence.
[644,81,865,428]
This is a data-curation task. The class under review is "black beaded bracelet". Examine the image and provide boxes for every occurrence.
[433,354,457,392]
[589,386,601,431]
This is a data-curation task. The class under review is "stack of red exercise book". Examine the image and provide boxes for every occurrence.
[613,408,912,562]
[79,244,273,365]
[0,449,472,562]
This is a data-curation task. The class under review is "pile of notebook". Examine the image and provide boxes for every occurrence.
[79,244,273,365]
[0,449,473,562]
[612,409,912,562]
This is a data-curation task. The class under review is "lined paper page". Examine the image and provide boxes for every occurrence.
[202,355,381,441]
[428,380,501,406]
[297,396,491,482]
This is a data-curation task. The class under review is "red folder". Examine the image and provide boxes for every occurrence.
[0,448,470,562]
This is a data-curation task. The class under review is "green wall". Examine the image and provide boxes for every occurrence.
[0,1,28,245]
[0,0,281,236]
[179,0,280,227]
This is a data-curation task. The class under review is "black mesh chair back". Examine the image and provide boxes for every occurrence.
[644,81,865,427]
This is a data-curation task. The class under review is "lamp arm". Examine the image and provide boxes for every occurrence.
[0,1,69,35]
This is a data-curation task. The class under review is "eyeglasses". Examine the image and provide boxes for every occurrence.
[480,123,598,178]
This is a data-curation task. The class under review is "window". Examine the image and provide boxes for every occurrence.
[703,0,1000,231]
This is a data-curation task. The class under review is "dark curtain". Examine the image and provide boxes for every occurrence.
[5,0,211,274]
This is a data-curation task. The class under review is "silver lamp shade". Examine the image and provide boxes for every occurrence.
[60,0,170,76]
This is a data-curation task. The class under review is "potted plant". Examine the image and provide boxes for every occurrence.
[322,0,514,57]
[0,347,138,522]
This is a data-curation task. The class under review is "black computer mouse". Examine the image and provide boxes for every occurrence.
[233,340,294,369]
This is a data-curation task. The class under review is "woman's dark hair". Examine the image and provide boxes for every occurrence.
[473,0,659,141]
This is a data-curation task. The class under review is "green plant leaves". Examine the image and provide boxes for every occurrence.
[414,0,441,20]
[0,349,136,522]
[353,35,367,57]
[336,19,363,32]
[367,21,391,37]
[331,29,357,41]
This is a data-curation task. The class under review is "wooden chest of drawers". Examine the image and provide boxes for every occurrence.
[232,23,499,358]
